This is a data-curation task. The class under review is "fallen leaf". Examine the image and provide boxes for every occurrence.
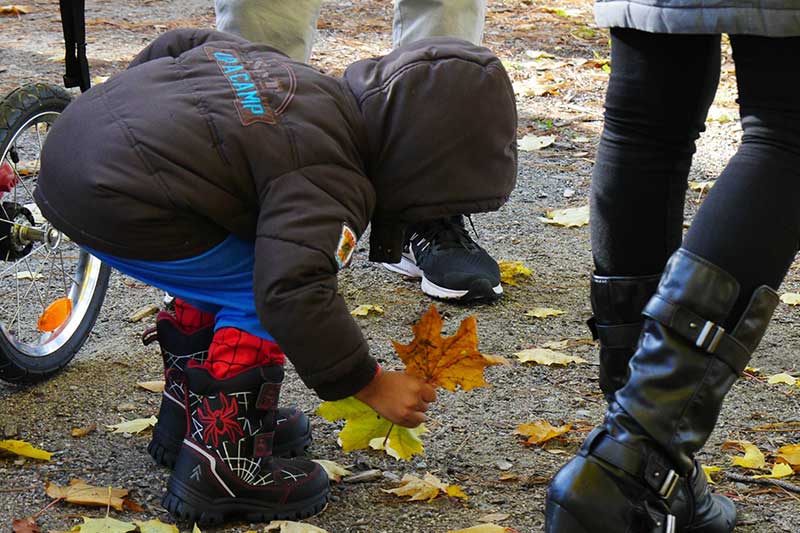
[126,304,159,323]
[498,260,533,286]
[0,439,51,460]
[312,459,352,482]
[263,521,330,533]
[777,444,800,469]
[539,205,590,228]
[525,50,554,60]
[766,372,797,386]
[447,525,513,533]
[753,463,794,479]
[91,75,109,85]
[515,348,587,366]
[383,473,463,502]
[701,465,721,484]
[368,426,427,460]
[317,397,426,460]
[744,366,761,375]
[518,134,556,151]
[513,74,563,97]
[45,480,129,511]
[135,520,179,533]
[393,305,506,392]
[73,517,136,533]
[15,271,42,281]
[350,304,384,317]
[193,525,202,533]
[136,380,165,393]
[71,423,97,438]
[12,517,40,533]
[37,297,72,332]
[688,180,715,193]
[478,513,510,523]
[540,339,570,350]
[0,5,29,16]
[524,307,564,319]
[516,420,572,445]
[498,473,518,481]
[780,293,800,305]
[106,416,157,434]
[445,484,469,500]
[729,442,767,470]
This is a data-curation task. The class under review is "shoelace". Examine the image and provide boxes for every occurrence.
[408,216,480,261]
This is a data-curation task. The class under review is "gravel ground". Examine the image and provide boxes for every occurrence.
[1,1,799,532]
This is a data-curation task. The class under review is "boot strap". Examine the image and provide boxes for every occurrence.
[587,316,644,349]
[256,382,281,410]
[643,295,750,374]
[584,428,681,502]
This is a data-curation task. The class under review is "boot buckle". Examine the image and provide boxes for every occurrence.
[663,514,676,533]
[657,469,680,499]
[694,320,725,353]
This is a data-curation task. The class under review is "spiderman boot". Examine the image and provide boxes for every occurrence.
[145,302,312,468]
[163,361,329,524]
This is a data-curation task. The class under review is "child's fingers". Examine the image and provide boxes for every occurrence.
[420,383,437,403]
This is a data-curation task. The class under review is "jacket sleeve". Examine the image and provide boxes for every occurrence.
[253,167,378,400]
[128,28,249,68]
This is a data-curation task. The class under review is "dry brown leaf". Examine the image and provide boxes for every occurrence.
[136,380,165,393]
[393,305,506,392]
[515,348,587,366]
[263,521,330,533]
[71,423,97,438]
[12,517,40,533]
[312,459,352,482]
[126,304,159,322]
[518,134,556,151]
[382,473,465,502]
[524,307,564,319]
[516,420,572,445]
[478,513,510,523]
[45,479,129,510]
[0,5,29,16]
[446,525,514,533]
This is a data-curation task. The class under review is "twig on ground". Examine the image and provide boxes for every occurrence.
[725,472,800,494]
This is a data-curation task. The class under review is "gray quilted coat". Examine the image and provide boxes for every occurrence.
[595,1,800,36]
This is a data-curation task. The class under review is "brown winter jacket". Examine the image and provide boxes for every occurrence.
[35,29,517,400]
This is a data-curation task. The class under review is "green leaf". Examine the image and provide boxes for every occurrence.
[74,517,136,533]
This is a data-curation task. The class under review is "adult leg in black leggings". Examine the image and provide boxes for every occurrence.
[546,31,800,533]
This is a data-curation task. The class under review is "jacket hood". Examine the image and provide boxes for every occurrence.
[343,37,518,262]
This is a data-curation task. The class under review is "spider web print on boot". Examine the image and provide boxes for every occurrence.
[145,317,312,468]
[164,363,328,525]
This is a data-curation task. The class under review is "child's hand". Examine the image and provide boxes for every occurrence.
[354,370,436,428]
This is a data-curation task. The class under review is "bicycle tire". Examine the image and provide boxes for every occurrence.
[0,83,111,384]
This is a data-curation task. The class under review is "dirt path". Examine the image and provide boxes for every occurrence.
[1,1,799,532]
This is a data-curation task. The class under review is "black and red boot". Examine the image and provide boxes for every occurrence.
[144,301,312,468]
[546,250,778,532]
[587,273,736,531]
[163,363,329,525]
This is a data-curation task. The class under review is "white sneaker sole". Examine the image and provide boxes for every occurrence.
[383,256,503,300]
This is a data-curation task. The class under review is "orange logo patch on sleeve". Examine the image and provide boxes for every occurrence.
[335,224,358,269]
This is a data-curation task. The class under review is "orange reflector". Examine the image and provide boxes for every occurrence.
[37,297,73,332]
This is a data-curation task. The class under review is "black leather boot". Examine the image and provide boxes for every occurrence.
[547,249,778,532]
[144,312,312,468]
[163,363,329,525]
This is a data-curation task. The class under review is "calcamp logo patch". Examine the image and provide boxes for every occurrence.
[335,224,358,269]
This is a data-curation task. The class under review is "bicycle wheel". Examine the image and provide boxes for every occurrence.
[0,83,110,384]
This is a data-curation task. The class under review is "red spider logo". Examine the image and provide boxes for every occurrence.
[196,393,244,447]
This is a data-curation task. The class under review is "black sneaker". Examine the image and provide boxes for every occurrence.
[383,216,502,301]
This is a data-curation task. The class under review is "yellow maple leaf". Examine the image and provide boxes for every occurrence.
[135,519,180,533]
[516,420,572,445]
[0,439,51,460]
[766,372,797,386]
[524,307,565,319]
[780,292,800,305]
[383,473,465,502]
[538,205,589,228]
[701,465,722,484]
[753,463,794,479]
[317,397,426,460]
[777,444,800,470]
[74,517,136,533]
[392,305,506,392]
[729,442,767,470]
[515,348,587,366]
[45,479,129,511]
[498,260,533,286]
[106,416,157,434]
[351,304,384,317]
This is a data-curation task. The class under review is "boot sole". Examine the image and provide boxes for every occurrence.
[149,424,313,468]
[545,500,591,533]
[163,475,329,525]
